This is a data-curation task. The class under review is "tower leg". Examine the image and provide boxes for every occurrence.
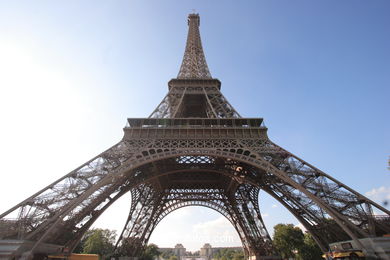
[115,184,163,257]
[226,184,275,258]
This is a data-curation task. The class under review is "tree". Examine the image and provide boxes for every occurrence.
[213,249,244,260]
[161,250,175,259]
[232,251,244,260]
[299,233,323,260]
[116,237,142,257]
[140,244,161,260]
[273,224,304,259]
[81,228,117,257]
[273,224,323,260]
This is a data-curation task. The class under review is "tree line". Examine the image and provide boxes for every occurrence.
[273,224,323,260]
[213,248,244,260]
[74,223,323,260]
[73,229,160,260]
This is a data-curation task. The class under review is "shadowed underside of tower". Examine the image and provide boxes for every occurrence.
[0,13,389,260]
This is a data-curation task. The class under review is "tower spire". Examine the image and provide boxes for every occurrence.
[177,13,212,79]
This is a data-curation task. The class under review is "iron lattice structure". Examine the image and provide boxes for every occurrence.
[1,13,389,259]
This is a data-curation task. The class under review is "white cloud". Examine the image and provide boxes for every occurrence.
[262,213,269,218]
[365,186,390,209]
[148,207,241,252]
[191,217,241,247]
[271,204,278,208]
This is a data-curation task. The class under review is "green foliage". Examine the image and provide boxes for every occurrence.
[231,251,244,260]
[299,233,323,260]
[213,249,244,260]
[273,224,304,259]
[140,244,160,260]
[168,256,178,260]
[273,224,323,260]
[77,228,117,258]
[116,237,141,257]
[161,250,175,259]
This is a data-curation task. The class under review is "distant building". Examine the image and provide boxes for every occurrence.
[174,244,186,259]
[158,244,243,260]
[159,244,187,260]
[200,244,212,260]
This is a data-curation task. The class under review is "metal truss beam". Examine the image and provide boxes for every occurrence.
[0,13,389,260]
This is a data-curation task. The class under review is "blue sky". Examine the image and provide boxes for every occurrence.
[0,0,389,251]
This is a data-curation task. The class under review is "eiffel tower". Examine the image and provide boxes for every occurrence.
[1,13,389,260]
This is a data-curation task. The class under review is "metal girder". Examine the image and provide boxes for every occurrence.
[149,85,240,119]
[0,13,389,260]
[177,14,212,79]
[1,136,389,258]
[114,183,273,257]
